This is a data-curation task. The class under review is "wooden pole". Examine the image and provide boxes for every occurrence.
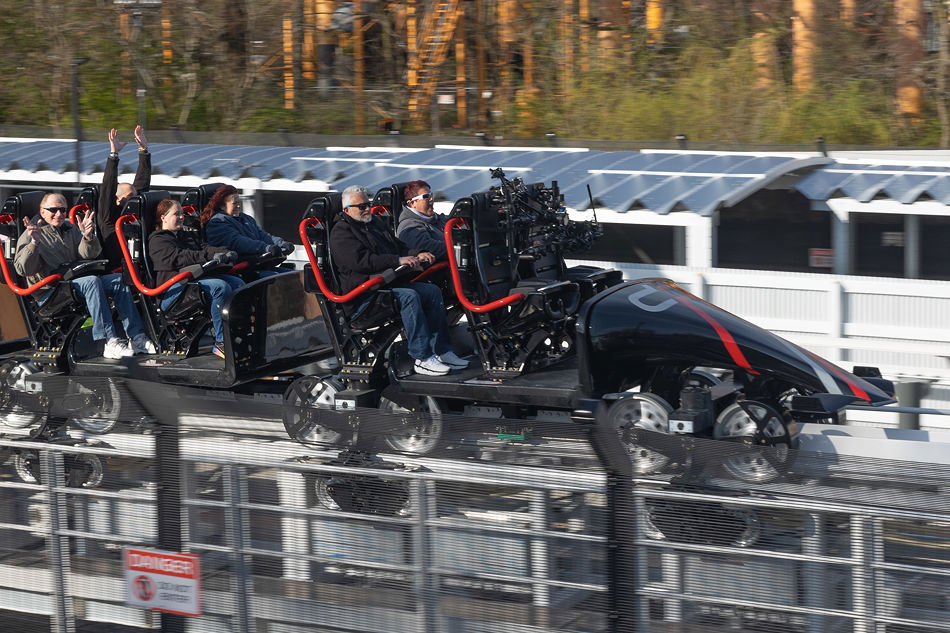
[895,0,924,117]
[840,0,857,27]
[456,4,467,128]
[579,0,590,72]
[407,0,417,92]
[283,13,295,108]
[354,0,364,132]
[560,2,573,96]
[476,0,486,127]
[792,0,817,92]
[303,0,316,81]
[646,0,663,46]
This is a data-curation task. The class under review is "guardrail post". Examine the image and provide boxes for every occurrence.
[411,478,437,633]
[42,448,75,633]
[896,380,923,430]
[802,512,826,633]
[530,489,552,628]
[225,465,251,633]
[851,515,873,633]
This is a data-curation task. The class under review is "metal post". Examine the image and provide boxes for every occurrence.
[896,381,923,430]
[802,512,826,633]
[851,515,872,633]
[43,449,75,633]
[530,489,551,628]
[225,465,251,633]
[277,469,311,582]
[411,478,436,633]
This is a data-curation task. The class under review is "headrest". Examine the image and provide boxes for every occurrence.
[182,182,224,212]
[5,191,47,225]
[76,186,99,208]
[124,190,172,237]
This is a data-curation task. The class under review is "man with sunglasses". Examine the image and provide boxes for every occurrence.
[330,185,468,376]
[395,180,449,261]
[14,193,153,359]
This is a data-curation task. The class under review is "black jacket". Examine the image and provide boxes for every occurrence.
[148,229,228,287]
[329,213,419,296]
[99,151,151,270]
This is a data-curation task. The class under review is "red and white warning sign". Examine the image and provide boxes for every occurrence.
[124,547,202,616]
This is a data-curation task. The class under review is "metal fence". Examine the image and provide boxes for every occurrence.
[0,377,949,633]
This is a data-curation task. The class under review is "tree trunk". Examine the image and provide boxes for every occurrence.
[931,0,950,145]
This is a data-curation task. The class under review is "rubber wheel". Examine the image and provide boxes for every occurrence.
[68,379,122,434]
[608,393,674,474]
[713,400,796,483]
[0,361,43,430]
[378,395,443,455]
[283,376,355,448]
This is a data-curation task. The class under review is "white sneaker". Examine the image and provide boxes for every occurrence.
[131,333,157,355]
[438,350,469,369]
[414,355,451,376]
[103,337,134,359]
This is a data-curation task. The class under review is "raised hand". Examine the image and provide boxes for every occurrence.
[133,125,148,151]
[108,128,128,154]
[23,216,49,246]
[78,210,96,239]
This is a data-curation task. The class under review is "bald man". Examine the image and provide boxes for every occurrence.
[97,126,151,270]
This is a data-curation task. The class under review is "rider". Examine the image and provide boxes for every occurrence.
[99,126,151,271]
[395,180,448,261]
[148,199,244,359]
[14,193,154,359]
[329,185,468,376]
[202,184,294,276]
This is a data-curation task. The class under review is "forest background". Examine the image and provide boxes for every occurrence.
[0,0,948,147]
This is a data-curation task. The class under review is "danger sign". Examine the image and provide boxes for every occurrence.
[124,547,202,616]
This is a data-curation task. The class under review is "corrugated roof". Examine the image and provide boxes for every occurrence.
[793,162,950,204]
[0,138,887,214]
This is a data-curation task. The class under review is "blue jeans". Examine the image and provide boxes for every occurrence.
[161,275,245,345]
[392,282,452,361]
[66,273,144,341]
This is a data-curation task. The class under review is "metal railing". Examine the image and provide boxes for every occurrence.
[0,379,948,632]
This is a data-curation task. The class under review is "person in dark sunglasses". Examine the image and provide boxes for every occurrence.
[395,179,449,261]
[329,185,469,375]
[14,192,153,359]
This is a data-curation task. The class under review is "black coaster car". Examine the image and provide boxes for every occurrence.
[290,171,895,484]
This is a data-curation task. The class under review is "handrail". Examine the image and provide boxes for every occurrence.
[0,214,13,224]
[443,217,525,313]
[115,214,197,296]
[298,217,386,303]
[69,203,90,226]
[411,260,448,283]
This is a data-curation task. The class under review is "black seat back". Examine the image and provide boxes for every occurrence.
[122,190,171,285]
[468,192,517,302]
[76,185,99,209]
[302,192,344,294]
[372,182,413,230]
[2,192,44,261]
[181,183,223,237]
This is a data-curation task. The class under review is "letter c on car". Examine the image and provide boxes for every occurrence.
[627,287,677,312]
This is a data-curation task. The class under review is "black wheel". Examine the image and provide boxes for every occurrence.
[0,361,43,430]
[378,395,443,455]
[608,393,677,475]
[713,400,797,483]
[283,376,356,448]
[12,450,105,488]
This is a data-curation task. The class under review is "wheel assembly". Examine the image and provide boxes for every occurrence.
[283,376,355,448]
[67,379,122,434]
[378,395,443,455]
[713,400,796,483]
[12,449,105,488]
[0,361,43,430]
[608,393,677,474]
[313,473,412,517]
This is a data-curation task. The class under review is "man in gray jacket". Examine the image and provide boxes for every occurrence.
[14,192,154,359]
[395,180,448,261]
